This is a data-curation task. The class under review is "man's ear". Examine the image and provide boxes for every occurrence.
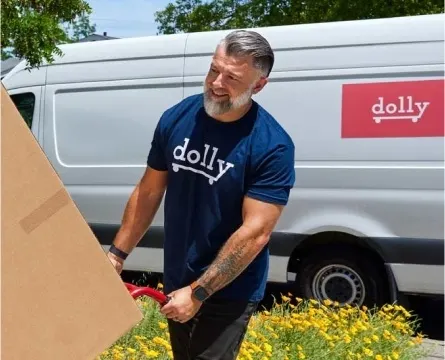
[252,77,268,94]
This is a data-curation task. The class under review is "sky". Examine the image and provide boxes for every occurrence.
[87,0,172,38]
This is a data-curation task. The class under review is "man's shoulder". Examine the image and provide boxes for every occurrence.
[161,93,203,121]
[253,102,295,150]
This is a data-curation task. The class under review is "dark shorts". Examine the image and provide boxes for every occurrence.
[167,297,258,360]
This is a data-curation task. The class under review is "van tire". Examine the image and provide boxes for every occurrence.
[294,246,389,308]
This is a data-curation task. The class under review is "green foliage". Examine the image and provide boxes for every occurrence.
[96,293,430,360]
[1,49,13,60]
[154,0,445,34]
[1,0,93,69]
[64,12,96,42]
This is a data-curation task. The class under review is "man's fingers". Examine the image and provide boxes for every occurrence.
[160,302,178,318]
[161,307,176,317]
[160,302,173,314]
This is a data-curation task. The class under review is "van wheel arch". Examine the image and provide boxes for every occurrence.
[287,231,392,307]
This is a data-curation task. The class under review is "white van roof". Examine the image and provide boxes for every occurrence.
[3,13,444,86]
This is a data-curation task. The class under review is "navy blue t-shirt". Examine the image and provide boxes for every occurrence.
[147,93,295,302]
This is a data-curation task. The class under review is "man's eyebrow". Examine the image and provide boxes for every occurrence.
[210,62,241,79]
[227,70,241,79]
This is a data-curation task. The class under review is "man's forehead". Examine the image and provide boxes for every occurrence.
[212,46,253,72]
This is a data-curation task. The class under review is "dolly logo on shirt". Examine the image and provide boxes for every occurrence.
[172,138,234,185]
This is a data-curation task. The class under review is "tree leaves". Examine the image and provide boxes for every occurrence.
[1,0,93,69]
[154,0,444,34]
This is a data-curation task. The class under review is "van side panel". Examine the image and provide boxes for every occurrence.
[42,55,186,272]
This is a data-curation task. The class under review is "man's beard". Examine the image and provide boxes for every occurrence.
[203,83,254,117]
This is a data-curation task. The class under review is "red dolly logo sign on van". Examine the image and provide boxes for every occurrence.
[341,79,444,138]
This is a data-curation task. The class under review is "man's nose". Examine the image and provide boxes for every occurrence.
[212,73,224,88]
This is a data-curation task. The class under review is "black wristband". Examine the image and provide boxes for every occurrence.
[109,244,129,260]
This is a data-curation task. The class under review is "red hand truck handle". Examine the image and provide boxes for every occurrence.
[124,282,170,306]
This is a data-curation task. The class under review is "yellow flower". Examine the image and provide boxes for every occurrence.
[126,348,136,354]
[281,295,291,302]
[240,348,253,360]
[298,352,306,359]
[375,355,383,360]
[134,335,147,341]
[143,349,160,358]
[363,348,373,357]
[263,343,272,353]
[153,336,171,349]
[158,321,168,329]
[391,351,400,359]
[249,343,262,353]
[413,336,423,344]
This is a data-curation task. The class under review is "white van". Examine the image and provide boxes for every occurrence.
[3,13,444,308]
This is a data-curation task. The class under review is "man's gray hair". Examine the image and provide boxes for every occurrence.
[218,30,274,77]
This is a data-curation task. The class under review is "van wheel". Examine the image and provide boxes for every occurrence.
[294,246,388,307]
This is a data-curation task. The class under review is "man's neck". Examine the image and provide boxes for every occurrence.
[212,100,253,123]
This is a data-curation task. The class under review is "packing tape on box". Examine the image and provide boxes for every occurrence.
[19,188,70,234]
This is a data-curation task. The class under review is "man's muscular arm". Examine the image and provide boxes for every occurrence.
[196,196,283,296]
[110,166,167,255]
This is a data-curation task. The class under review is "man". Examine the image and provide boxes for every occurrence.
[107,29,295,360]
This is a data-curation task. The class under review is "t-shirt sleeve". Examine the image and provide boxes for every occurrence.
[246,142,295,206]
[146,118,168,171]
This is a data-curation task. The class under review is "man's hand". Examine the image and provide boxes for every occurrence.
[160,286,202,323]
[107,252,124,275]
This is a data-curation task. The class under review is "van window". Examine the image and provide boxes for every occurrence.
[10,92,35,129]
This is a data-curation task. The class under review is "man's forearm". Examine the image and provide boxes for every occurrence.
[112,183,164,254]
[196,224,270,296]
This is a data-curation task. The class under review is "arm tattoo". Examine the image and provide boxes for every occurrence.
[197,229,265,296]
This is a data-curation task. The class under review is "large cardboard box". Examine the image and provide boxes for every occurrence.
[1,84,143,359]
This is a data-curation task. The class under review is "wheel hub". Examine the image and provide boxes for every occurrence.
[311,264,366,306]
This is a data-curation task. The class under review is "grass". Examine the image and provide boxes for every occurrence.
[96,285,430,360]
